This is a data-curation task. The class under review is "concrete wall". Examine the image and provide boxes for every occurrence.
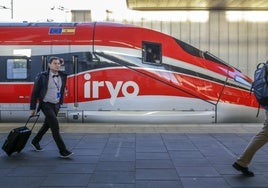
[124,11,268,78]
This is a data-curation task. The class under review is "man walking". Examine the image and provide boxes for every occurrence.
[233,61,268,177]
[30,56,73,158]
[232,113,268,177]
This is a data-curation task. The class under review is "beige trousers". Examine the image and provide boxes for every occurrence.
[237,110,268,167]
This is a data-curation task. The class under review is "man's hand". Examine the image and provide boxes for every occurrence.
[31,110,36,117]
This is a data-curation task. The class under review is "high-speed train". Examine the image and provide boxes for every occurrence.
[0,22,264,123]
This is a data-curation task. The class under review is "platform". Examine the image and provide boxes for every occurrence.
[1,123,268,188]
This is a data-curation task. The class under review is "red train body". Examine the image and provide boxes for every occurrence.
[0,22,263,123]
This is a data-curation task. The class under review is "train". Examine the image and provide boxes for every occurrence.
[0,22,264,123]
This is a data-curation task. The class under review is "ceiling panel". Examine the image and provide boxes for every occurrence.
[127,0,268,10]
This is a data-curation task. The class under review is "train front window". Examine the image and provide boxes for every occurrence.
[6,59,28,79]
[142,42,162,65]
[234,76,251,87]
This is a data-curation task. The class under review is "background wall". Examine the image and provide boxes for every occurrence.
[122,11,268,78]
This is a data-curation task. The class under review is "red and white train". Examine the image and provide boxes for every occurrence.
[0,22,264,123]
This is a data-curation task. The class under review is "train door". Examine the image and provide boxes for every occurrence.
[40,53,80,122]
[47,42,80,122]
[67,55,83,122]
[66,52,95,123]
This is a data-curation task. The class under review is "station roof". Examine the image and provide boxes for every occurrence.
[126,0,268,11]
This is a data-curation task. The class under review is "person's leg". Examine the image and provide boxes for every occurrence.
[42,103,67,153]
[31,109,50,151]
[32,119,49,144]
[236,110,268,167]
[233,110,268,177]
[36,103,66,152]
[236,125,268,167]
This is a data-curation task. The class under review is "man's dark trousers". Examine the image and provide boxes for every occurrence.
[32,102,67,152]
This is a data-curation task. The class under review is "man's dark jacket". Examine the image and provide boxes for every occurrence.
[30,70,67,110]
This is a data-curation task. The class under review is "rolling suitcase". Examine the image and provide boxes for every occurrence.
[2,114,39,156]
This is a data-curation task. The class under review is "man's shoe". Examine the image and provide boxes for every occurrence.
[31,141,43,151]
[232,162,254,177]
[60,150,74,158]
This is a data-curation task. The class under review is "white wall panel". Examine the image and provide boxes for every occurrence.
[257,24,267,62]
[170,21,181,39]
[218,12,229,64]
[199,21,210,53]
[180,21,191,43]
[247,23,258,77]
[151,21,162,33]
[189,22,200,48]
[209,11,220,56]
[238,22,248,73]
[160,21,171,35]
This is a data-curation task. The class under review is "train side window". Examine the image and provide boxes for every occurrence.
[78,52,94,72]
[142,42,162,65]
[6,59,28,79]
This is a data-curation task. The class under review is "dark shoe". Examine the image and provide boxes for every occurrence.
[232,162,254,177]
[31,141,43,151]
[60,150,74,158]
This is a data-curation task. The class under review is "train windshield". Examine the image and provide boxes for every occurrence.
[174,38,232,67]
[234,76,251,87]
[174,38,252,87]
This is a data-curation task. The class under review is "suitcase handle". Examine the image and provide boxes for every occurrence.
[25,114,40,131]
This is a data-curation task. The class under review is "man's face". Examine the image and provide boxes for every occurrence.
[49,59,61,72]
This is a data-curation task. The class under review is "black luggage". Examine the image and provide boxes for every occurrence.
[2,114,39,156]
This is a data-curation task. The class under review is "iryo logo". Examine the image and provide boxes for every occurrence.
[84,73,139,105]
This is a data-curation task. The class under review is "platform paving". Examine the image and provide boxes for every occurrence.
[0,123,268,188]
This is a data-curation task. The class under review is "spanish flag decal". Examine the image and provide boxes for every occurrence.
[49,27,76,35]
